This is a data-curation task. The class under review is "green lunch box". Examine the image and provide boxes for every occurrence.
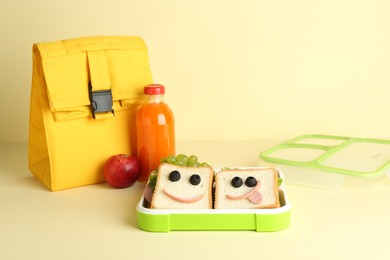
[136,168,291,232]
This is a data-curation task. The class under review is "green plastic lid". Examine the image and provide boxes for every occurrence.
[259,134,390,178]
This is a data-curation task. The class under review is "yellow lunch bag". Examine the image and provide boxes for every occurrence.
[28,36,153,191]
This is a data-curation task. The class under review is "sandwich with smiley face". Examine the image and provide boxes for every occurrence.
[214,168,280,209]
[149,163,214,209]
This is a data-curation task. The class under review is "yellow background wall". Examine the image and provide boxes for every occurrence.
[1,0,389,142]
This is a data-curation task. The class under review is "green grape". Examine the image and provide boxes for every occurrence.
[174,159,187,166]
[187,160,200,167]
[199,162,210,167]
[176,154,188,162]
[166,154,176,164]
[188,155,198,163]
[160,157,168,163]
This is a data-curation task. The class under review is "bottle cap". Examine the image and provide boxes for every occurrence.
[144,84,165,95]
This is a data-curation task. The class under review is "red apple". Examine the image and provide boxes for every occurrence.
[103,154,140,188]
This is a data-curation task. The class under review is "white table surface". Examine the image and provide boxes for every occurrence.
[1,140,390,260]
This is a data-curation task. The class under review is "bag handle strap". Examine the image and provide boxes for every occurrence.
[87,51,115,119]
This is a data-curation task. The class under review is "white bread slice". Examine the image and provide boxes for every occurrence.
[150,163,214,209]
[214,168,280,209]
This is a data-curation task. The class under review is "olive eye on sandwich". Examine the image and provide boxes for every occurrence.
[168,170,181,182]
[245,176,257,187]
[231,176,243,188]
[189,174,201,185]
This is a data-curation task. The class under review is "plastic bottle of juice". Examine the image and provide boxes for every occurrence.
[136,84,175,183]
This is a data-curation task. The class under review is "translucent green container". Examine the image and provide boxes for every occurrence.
[259,134,390,190]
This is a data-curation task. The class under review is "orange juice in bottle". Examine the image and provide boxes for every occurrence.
[136,84,175,183]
